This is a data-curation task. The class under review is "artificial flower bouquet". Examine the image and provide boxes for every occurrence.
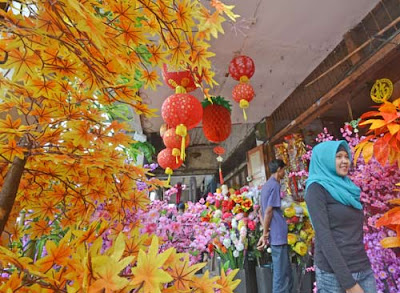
[201,185,261,270]
[282,197,314,263]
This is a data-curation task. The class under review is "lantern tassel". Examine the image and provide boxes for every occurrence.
[176,124,187,161]
[216,155,224,185]
[165,167,173,186]
[172,148,180,164]
[239,99,249,121]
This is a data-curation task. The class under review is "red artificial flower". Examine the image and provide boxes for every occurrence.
[215,200,221,208]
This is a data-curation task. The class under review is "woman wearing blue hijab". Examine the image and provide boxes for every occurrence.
[305,140,376,293]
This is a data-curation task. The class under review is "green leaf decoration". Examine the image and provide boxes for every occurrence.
[202,96,232,113]
[127,141,156,162]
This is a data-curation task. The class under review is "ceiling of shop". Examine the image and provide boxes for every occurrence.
[141,0,380,134]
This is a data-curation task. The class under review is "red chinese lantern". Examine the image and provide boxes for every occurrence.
[229,55,255,82]
[202,96,231,143]
[161,87,203,160]
[232,82,255,121]
[162,64,198,93]
[157,148,183,185]
[163,127,190,163]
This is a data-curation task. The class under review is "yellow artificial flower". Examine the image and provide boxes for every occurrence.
[300,201,309,217]
[217,268,241,293]
[130,236,173,293]
[293,242,308,256]
[232,204,243,214]
[284,207,296,218]
[287,233,297,245]
[288,223,295,231]
[300,230,308,240]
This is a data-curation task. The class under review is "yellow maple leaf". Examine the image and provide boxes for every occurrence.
[141,69,163,90]
[211,0,239,21]
[130,236,173,293]
[0,139,26,161]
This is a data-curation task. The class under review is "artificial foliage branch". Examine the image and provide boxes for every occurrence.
[0,0,241,291]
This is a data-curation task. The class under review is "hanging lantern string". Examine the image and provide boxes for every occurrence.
[176,124,187,161]
[172,148,181,164]
[165,167,173,186]
[240,76,249,83]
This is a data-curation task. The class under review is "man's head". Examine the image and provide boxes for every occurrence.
[268,159,286,180]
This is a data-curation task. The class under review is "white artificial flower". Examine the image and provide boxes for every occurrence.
[230,232,237,241]
[236,242,244,252]
[233,250,240,258]
[240,226,247,237]
[231,218,238,229]
[223,238,232,249]
[214,210,222,218]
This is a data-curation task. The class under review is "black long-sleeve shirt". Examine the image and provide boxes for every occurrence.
[305,183,371,289]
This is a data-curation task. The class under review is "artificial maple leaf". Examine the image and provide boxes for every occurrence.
[0,271,24,291]
[147,45,167,66]
[31,198,61,221]
[5,48,40,80]
[217,268,241,293]
[141,69,163,90]
[210,0,239,21]
[190,40,215,72]
[130,236,173,293]
[63,121,95,148]
[175,0,196,31]
[197,10,225,39]
[169,41,190,66]
[29,219,52,239]
[0,139,26,161]
[36,237,73,272]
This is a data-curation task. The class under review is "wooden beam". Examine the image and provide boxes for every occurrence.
[305,15,400,87]
[270,32,400,144]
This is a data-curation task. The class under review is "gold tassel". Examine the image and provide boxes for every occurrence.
[175,124,187,161]
[172,148,181,164]
[239,99,249,121]
[165,167,173,186]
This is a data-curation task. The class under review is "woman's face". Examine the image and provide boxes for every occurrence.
[336,150,350,176]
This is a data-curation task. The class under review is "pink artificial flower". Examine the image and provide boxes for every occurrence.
[222,212,233,220]
[247,220,256,231]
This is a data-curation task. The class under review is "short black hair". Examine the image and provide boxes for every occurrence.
[268,159,285,174]
[178,202,185,211]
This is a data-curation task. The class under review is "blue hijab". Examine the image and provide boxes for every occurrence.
[305,140,362,210]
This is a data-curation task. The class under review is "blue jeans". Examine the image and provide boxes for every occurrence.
[316,267,377,293]
[271,244,293,293]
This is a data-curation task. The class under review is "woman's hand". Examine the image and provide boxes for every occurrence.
[346,283,364,293]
